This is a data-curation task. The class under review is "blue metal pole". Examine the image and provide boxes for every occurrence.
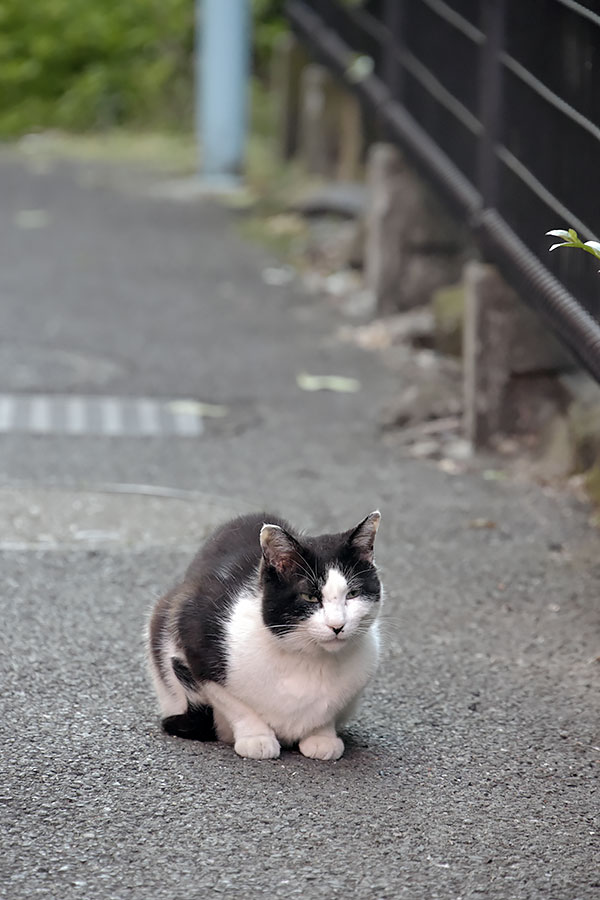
[196,0,251,184]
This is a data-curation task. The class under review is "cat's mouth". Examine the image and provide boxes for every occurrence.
[321,635,347,651]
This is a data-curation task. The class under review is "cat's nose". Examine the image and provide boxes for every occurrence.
[330,625,344,635]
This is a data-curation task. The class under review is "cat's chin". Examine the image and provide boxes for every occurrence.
[320,637,347,653]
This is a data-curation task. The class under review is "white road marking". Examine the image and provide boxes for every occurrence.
[29,396,51,432]
[65,397,86,434]
[172,410,203,437]
[0,395,16,431]
[100,398,123,435]
[136,399,161,436]
[0,394,211,437]
[0,394,213,438]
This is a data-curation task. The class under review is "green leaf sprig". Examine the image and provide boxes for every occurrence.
[547,228,600,262]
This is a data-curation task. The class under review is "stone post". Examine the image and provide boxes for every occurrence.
[463,261,515,445]
[298,64,338,177]
[336,91,364,181]
[365,143,421,314]
[270,32,306,161]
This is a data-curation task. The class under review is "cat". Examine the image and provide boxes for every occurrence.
[148,510,382,760]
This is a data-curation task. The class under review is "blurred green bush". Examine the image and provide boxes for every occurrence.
[253,0,285,76]
[0,0,285,136]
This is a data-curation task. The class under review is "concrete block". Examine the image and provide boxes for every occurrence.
[561,372,600,471]
[534,414,577,482]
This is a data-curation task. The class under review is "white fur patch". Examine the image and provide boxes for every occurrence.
[223,585,379,745]
[320,567,348,632]
[305,566,378,652]
[321,567,348,603]
[149,635,188,717]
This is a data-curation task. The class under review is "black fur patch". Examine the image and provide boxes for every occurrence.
[162,706,217,741]
[178,513,292,682]
[171,657,197,690]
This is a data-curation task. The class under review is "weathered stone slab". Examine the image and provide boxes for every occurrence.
[463,262,574,446]
[365,143,465,314]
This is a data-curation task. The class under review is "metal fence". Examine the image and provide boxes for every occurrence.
[286,0,600,381]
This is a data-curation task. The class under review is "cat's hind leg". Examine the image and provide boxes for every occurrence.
[150,646,276,754]
[159,655,217,741]
[148,631,216,740]
[148,642,187,718]
[148,595,190,719]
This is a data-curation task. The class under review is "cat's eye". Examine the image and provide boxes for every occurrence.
[300,593,320,604]
[346,588,361,599]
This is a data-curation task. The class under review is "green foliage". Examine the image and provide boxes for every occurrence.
[0,1,287,136]
[252,0,286,79]
[0,0,194,135]
[547,228,600,263]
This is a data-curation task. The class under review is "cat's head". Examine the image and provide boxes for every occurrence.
[259,512,382,653]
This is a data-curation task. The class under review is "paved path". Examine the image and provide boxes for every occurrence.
[1,152,598,900]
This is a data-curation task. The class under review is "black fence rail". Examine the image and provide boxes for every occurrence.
[286,0,600,381]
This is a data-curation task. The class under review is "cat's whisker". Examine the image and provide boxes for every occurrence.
[347,567,375,582]
[268,624,307,631]
[293,556,320,585]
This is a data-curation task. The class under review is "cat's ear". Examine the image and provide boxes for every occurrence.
[347,511,381,563]
[260,524,302,575]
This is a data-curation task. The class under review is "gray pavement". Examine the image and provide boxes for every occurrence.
[1,152,599,900]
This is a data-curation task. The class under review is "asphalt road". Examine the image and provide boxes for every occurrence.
[1,152,599,900]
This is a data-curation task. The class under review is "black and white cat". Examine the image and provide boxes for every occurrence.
[148,511,382,760]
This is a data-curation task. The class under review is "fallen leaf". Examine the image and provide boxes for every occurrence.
[296,373,361,393]
[262,266,295,286]
[438,459,462,475]
[167,400,228,418]
[265,214,305,237]
[15,209,50,229]
[219,188,257,209]
[482,469,507,481]
[444,438,472,460]
[409,440,440,459]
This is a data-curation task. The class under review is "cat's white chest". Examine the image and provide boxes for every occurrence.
[224,590,378,743]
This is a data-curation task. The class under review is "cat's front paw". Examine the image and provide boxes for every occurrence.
[234,734,281,760]
[299,733,345,761]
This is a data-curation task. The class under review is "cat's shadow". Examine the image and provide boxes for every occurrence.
[338,728,370,753]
